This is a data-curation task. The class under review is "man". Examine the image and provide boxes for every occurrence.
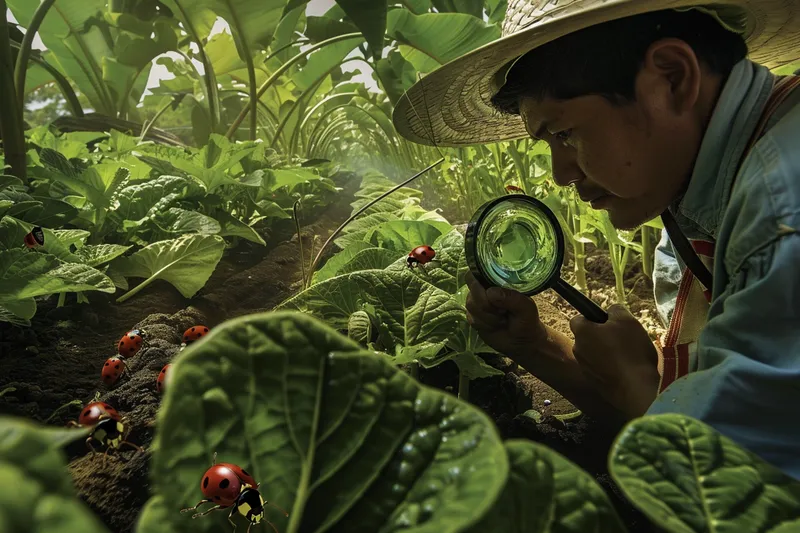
[392,0,800,479]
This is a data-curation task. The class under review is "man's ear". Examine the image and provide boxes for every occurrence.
[636,38,702,115]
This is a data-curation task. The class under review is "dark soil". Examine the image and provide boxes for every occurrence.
[0,179,662,532]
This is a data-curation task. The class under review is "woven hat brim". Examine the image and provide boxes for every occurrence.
[392,0,800,148]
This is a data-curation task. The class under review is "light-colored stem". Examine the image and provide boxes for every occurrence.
[305,158,445,288]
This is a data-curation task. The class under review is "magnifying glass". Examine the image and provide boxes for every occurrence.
[465,194,608,323]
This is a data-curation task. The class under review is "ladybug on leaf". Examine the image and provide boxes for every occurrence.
[406,245,438,269]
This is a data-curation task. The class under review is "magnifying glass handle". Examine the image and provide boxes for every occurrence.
[553,278,608,323]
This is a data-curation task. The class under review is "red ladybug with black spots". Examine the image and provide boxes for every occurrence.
[118,329,145,357]
[69,401,120,427]
[183,325,210,345]
[101,356,127,386]
[407,245,436,269]
[156,363,171,394]
[181,452,288,532]
[23,226,44,248]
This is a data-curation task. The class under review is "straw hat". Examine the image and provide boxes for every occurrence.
[392,0,800,147]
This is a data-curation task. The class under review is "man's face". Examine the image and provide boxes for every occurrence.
[519,73,704,230]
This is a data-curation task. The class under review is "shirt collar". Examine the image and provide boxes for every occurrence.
[670,59,775,240]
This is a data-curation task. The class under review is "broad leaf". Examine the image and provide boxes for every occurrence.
[333,247,401,276]
[611,414,800,533]
[277,270,463,361]
[137,311,508,533]
[366,219,452,252]
[0,250,116,303]
[465,439,625,532]
[214,211,266,245]
[152,208,222,236]
[72,244,132,268]
[333,0,385,59]
[113,235,225,301]
[0,416,108,533]
[312,241,372,284]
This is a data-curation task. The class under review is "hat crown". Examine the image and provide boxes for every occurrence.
[503,0,586,36]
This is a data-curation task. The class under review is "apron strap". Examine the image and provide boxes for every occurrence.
[659,75,800,294]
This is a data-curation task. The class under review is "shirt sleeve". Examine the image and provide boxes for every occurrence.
[651,228,682,328]
[647,233,800,478]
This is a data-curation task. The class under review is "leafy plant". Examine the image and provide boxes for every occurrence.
[0,415,109,533]
[136,311,510,533]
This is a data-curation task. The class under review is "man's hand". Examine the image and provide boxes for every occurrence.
[570,304,660,419]
[464,272,548,360]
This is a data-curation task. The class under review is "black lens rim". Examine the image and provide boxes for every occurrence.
[465,194,565,296]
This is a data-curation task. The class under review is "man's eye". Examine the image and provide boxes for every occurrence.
[555,129,573,142]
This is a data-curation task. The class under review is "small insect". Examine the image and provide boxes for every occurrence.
[101,356,127,386]
[23,226,45,248]
[183,325,210,345]
[181,452,289,533]
[505,184,525,194]
[156,363,172,394]
[407,245,436,269]
[118,329,146,357]
[67,401,143,462]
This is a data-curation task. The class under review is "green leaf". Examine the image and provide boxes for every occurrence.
[0,304,32,326]
[139,311,508,533]
[386,10,501,74]
[72,244,132,268]
[0,416,108,533]
[113,235,225,301]
[0,250,116,302]
[465,439,625,533]
[115,175,202,222]
[333,247,402,276]
[334,0,386,59]
[214,211,266,245]
[312,241,372,284]
[277,270,463,359]
[611,414,800,533]
[0,175,23,191]
[14,197,78,227]
[152,208,222,235]
[366,219,452,252]
[268,168,325,191]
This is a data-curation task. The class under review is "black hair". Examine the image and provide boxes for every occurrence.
[491,9,749,114]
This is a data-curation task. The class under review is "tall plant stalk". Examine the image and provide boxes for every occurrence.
[14,0,57,113]
[0,0,26,180]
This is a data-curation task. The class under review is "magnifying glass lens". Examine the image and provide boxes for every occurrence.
[474,198,561,294]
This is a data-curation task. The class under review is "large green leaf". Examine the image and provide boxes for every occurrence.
[312,241,373,285]
[291,37,363,92]
[334,247,402,276]
[334,0,386,59]
[136,311,508,533]
[0,250,116,303]
[277,270,463,360]
[114,175,202,223]
[113,234,225,301]
[72,244,132,268]
[465,439,626,532]
[214,211,266,245]
[366,219,452,252]
[611,414,800,533]
[386,10,501,74]
[152,208,222,236]
[0,416,109,533]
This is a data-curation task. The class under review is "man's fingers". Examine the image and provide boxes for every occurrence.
[466,307,507,330]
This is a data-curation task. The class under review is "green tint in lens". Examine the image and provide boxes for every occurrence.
[467,196,564,295]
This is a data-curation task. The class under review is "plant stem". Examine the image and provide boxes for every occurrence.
[57,293,66,307]
[409,362,419,380]
[138,97,174,144]
[225,33,362,140]
[457,371,470,402]
[293,199,306,287]
[641,226,654,279]
[14,0,57,113]
[305,157,444,287]
[0,0,27,180]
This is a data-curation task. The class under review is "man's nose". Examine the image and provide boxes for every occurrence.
[550,144,583,187]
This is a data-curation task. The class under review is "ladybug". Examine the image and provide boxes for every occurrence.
[69,401,120,427]
[118,329,145,357]
[101,356,127,386]
[181,452,289,532]
[23,226,44,248]
[156,363,172,394]
[505,184,525,194]
[406,245,436,269]
[67,402,142,461]
[183,325,210,345]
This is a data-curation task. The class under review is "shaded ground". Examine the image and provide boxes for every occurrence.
[0,184,661,532]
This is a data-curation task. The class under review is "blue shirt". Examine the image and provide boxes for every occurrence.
[648,59,800,479]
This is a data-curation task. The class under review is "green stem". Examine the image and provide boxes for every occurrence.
[138,97,174,144]
[10,42,84,117]
[57,293,66,307]
[225,33,362,140]
[409,362,419,380]
[0,0,26,180]
[641,226,654,278]
[293,199,306,287]
[457,371,470,402]
[305,157,445,287]
[14,0,57,113]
